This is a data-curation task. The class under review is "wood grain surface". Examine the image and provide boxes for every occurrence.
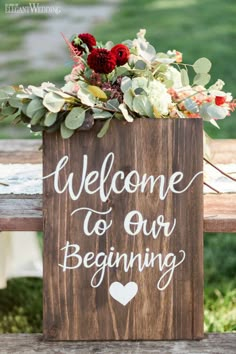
[1,333,235,354]
[0,194,42,231]
[204,194,236,232]
[43,118,203,340]
[0,139,41,163]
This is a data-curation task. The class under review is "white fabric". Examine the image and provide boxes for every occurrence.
[204,163,236,193]
[0,164,42,194]
[0,231,43,289]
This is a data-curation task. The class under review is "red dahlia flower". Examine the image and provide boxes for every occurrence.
[87,48,117,74]
[72,33,96,53]
[111,44,130,66]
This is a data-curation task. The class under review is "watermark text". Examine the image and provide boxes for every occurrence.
[5,2,61,15]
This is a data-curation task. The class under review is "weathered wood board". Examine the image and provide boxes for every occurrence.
[43,118,203,340]
[1,333,236,353]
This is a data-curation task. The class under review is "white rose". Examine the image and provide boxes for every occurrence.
[147,81,172,115]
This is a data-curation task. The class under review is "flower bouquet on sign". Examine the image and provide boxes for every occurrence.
[0,29,235,139]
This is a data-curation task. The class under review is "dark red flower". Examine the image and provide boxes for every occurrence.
[111,44,130,66]
[87,48,117,74]
[215,96,226,106]
[72,33,96,53]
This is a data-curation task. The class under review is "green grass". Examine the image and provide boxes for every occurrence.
[204,233,236,332]
[0,278,42,333]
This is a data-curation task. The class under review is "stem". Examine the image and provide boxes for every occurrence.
[173,62,193,68]
[63,91,78,99]
[204,182,220,193]
[176,88,208,104]
[0,182,9,186]
[95,105,117,113]
[204,157,236,182]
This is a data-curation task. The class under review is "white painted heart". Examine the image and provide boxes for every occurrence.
[109,281,138,306]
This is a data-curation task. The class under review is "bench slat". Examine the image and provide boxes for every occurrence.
[0,193,236,232]
[0,139,235,232]
[0,195,42,231]
[0,333,235,354]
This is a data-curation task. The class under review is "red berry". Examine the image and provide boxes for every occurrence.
[215,96,226,106]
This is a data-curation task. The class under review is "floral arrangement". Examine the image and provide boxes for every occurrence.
[0,29,235,138]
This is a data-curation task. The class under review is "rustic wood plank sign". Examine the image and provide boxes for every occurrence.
[43,118,203,340]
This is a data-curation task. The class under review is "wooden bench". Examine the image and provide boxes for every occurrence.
[0,139,236,233]
[0,138,235,353]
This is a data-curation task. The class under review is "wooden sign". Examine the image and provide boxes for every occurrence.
[43,118,204,340]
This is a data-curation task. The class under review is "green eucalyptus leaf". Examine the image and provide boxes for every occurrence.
[20,112,31,124]
[131,77,148,91]
[120,77,132,93]
[44,112,57,127]
[193,73,211,86]
[16,93,31,99]
[5,108,21,121]
[207,104,228,120]
[209,118,220,129]
[97,118,112,138]
[115,66,129,77]
[31,108,47,125]
[65,107,86,129]
[60,122,75,139]
[77,82,97,107]
[180,69,189,86]
[134,60,147,70]
[119,103,133,122]
[0,90,9,103]
[157,64,168,73]
[28,85,45,98]
[164,79,174,88]
[43,92,65,113]
[193,57,212,73]
[106,98,120,111]
[21,103,29,115]
[184,98,199,113]
[105,41,114,50]
[114,112,124,120]
[26,98,44,119]
[1,105,17,116]
[92,109,113,119]
[199,103,212,120]
[9,95,23,108]
[133,95,153,117]
[134,88,145,95]
[123,89,134,110]
[138,41,156,62]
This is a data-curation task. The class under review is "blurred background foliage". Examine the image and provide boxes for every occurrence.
[0,0,235,333]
